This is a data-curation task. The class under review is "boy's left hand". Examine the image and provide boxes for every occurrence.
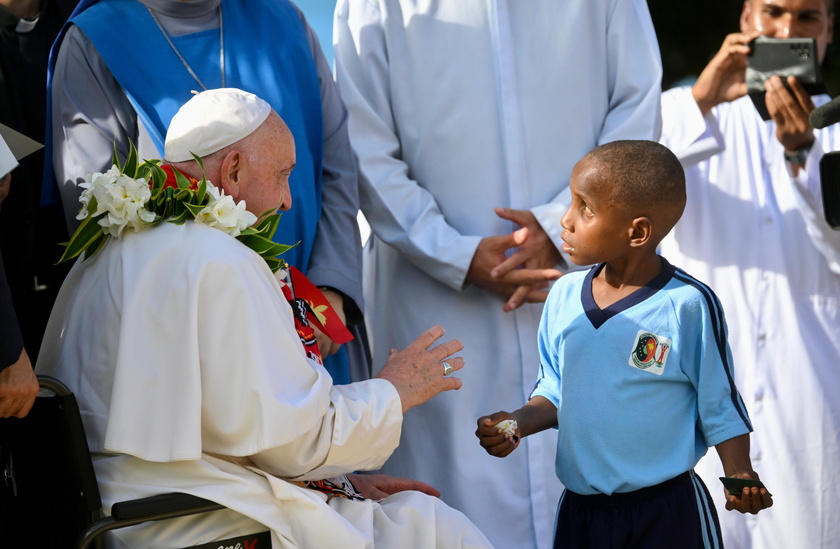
[723,472,774,514]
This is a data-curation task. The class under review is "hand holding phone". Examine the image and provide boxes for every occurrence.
[746,36,826,120]
[719,476,769,497]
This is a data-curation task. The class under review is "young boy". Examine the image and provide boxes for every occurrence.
[476,140,773,548]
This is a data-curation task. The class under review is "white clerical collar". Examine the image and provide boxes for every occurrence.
[15,16,38,33]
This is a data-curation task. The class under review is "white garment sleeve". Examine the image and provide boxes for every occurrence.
[659,86,726,169]
[193,246,402,476]
[333,0,481,290]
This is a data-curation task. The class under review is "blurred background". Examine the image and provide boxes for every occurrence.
[296,0,840,93]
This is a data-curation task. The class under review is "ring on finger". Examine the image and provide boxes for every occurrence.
[442,361,454,376]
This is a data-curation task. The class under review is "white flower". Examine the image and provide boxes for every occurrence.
[76,166,154,238]
[193,183,257,237]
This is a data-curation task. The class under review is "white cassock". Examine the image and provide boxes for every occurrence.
[36,222,493,549]
[659,87,840,549]
[333,1,663,547]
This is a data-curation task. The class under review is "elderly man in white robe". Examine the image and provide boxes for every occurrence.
[36,88,493,549]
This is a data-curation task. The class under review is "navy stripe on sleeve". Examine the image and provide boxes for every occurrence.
[673,269,752,430]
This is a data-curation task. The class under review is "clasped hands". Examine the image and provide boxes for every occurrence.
[467,207,563,311]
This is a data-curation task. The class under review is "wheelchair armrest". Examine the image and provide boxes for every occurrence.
[75,492,224,549]
[111,492,224,521]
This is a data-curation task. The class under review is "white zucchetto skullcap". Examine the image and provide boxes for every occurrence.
[164,88,272,163]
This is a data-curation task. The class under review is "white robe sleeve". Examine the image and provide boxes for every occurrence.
[659,86,726,169]
[333,1,482,290]
[191,240,402,473]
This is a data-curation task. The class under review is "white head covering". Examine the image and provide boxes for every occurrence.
[164,88,272,163]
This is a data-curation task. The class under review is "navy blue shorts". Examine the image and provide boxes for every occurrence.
[553,471,724,549]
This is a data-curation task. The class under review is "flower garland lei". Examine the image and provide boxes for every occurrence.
[60,143,294,273]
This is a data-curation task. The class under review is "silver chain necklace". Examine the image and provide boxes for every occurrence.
[145,5,226,91]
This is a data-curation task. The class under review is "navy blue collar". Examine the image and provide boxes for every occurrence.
[582,257,676,330]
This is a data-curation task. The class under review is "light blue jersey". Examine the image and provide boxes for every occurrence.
[533,258,752,496]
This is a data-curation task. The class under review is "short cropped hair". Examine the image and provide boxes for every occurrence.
[585,140,686,223]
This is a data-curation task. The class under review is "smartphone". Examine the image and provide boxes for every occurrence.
[719,477,768,497]
[819,150,840,229]
[746,37,826,120]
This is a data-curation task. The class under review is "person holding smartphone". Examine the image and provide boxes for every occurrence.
[658,1,840,548]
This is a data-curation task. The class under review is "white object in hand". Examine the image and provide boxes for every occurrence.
[496,419,518,437]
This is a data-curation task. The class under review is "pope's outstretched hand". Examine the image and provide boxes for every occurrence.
[375,325,463,413]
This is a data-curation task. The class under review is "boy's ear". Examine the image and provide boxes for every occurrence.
[628,216,652,248]
[218,150,243,199]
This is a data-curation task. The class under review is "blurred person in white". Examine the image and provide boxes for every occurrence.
[658,0,840,547]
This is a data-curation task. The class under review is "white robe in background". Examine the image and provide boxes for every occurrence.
[36,222,492,549]
[659,87,840,549]
[333,1,663,547]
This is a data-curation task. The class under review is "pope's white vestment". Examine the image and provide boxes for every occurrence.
[36,222,492,548]
[333,1,663,547]
[659,87,840,549]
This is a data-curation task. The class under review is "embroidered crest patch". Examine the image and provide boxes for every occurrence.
[628,330,671,375]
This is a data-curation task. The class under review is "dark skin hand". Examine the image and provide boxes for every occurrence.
[716,434,774,514]
[764,75,816,154]
[692,31,760,116]
[467,208,563,312]
[475,396,558,458]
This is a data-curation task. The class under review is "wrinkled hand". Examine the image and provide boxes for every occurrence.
[723,471,774,514]
[467,208,562,312]
[0,349,38,418]
[0,173,11,208]
[348,473,441,501]
[476,411,520,458]
[313,288,346,357]
[375,325,463,413]
[765,75,816,153]
[692,32,759,115]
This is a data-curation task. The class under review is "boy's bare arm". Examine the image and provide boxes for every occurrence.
[715,433,774,514]
[476,396,558,457]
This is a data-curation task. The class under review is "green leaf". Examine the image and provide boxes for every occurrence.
[83,232,109,259]
[254,212,281,239]
[184,202,206,217]
[111,141,119,170]
[196,176,207,204]
[263,256,284,273]
[59,213,107,263]
[174,167,193,190]
[144,162,167,192]
[123,141,138,177]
